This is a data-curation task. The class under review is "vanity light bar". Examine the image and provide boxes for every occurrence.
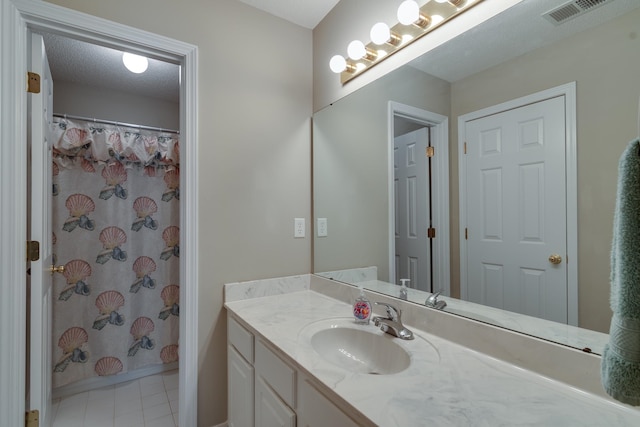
[333,0,484,84]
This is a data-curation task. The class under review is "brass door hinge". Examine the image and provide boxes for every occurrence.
[427,227,436,238]
[27,240,40,262]
[465,228,468,240]
[25,410,39,427]
[27,72,41,93]
[464,142,467,154]
[426,146,434,158]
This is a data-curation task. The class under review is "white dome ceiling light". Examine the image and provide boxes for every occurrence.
[122,52,149,74]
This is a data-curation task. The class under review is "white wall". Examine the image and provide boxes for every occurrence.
[46,1,313,425]
[53,80,179,129]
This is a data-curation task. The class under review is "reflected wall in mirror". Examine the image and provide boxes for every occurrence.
[313,0,640,354]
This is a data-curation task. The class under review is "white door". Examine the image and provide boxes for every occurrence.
[28,32,54,427]
[394,128,431,292]
[463,96,567,323]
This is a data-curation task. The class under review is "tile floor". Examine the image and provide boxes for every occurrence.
[52,370,179,427]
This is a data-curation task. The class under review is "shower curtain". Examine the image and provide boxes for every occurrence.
[50,118,180,389]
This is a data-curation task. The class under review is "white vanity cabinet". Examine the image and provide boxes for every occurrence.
[254,339,296,427]
[296,375,361,427]
[227,313,362,427]
[228,315,255,427]
[255,375,296,427]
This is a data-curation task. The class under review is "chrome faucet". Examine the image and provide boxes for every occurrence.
[373,302,414,340]
[425,291,447,310]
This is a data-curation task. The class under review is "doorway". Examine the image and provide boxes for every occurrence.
[458,82,578,326]
[0,1,198,426]
[388,102,450,296]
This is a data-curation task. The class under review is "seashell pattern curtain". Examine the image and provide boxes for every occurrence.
[50,118,180,389]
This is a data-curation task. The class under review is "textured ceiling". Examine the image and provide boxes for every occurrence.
[42,33,180,103]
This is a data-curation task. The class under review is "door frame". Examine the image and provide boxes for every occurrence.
[388,101,450,296]
[458,82,578,326]
[0,1,199,426]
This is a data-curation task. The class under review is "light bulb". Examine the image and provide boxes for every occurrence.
[122,52,148,74]
[329,55,347,73]
[347,40,366,60]
[397,0,420,25]
[370,22,391,45]
[431,14,444,25]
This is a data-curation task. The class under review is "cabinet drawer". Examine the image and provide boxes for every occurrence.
[255,340,296,408]
[228,315,254,363]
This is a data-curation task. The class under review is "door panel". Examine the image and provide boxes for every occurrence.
[464,96,567,323]
[394,128,431,291]
[29,32,54,427]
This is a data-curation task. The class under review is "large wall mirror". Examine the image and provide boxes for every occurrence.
[313,0,640,355]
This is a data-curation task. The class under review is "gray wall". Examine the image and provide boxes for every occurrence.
[52,81,179,129]
[47,1,313,425]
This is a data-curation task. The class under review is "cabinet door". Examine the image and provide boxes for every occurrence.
[228,345,254,427]
[255,376,295,427]
[297,376,361,427]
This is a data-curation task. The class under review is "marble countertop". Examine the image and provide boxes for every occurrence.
[225,289,640,426]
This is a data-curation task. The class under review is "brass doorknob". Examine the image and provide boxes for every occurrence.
[548,254,562,265]
[49,265,65,274]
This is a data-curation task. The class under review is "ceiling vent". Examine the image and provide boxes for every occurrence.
[543,0,614,25]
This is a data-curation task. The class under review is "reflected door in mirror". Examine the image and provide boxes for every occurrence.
[463,96,568,323]
[395,128,431,292]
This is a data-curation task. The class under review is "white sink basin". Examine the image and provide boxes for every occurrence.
[298,318,440,376]
[310,327,410,375]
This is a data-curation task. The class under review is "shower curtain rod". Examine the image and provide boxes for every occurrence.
[53,113,180,135]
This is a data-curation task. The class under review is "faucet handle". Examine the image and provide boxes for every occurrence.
[426,291,442,305]
[426,291,447,309]
[375,302,401,321]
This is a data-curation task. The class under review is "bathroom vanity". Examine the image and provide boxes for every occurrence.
[224,275,640,426]
[227,313,364,427]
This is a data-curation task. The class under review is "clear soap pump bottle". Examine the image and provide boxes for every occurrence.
[353,286,372,324]
[399,279,410,300]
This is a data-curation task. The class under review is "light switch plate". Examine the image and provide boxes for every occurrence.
[294,218,305,238]
[317,218,327,237]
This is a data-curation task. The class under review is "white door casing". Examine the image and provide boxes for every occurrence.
[394,128,431,292]
[459,83,578,326]
[0,1,199,426]
[388,102,450,296]
[28,31,54,426]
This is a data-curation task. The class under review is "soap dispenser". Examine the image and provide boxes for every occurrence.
[399,279,410,300]
[353,286,372,324]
